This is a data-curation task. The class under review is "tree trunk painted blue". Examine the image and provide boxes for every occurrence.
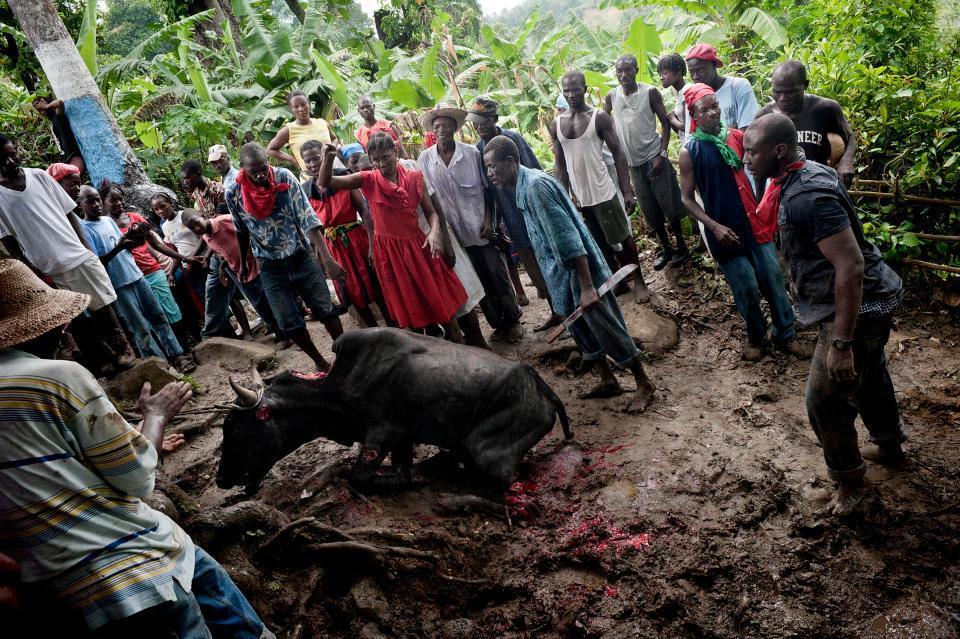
[63,95,126,187]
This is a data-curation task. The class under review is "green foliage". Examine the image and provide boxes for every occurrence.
[101,1,168,58]
[76,0,99,75]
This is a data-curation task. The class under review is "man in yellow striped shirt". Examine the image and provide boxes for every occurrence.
[0,259,273,637]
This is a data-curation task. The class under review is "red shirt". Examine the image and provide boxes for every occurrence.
[119,212,163,275]
[204,215,259,282]
[355,120,398,149]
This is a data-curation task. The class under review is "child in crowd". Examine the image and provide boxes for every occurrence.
[100,182,199,348]
[301,140,390,328]
[77,185,194,372]
[316,133,467,340]
[149,191,206,340]
[179,208,287,345]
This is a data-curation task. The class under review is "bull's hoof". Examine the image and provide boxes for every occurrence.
[580,380,624,400]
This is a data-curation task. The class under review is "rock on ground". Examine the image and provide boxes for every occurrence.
[624,304,679,355]
[192,337,276,369]
[104,357,179,399]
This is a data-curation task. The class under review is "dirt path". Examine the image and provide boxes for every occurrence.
[160,257,960,639]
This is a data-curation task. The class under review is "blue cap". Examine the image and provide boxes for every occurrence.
[341,142,364,159]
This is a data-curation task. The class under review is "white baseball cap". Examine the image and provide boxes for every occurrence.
[207,144,229,162]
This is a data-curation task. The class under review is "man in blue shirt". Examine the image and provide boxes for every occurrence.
[482,135,655,413]
[227,143,344,371]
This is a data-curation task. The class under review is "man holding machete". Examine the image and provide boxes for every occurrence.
[483,135,656,413]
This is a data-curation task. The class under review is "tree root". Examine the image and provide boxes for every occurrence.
[435,493,505,518]
[186,500,289,550]
[301,540,438,562]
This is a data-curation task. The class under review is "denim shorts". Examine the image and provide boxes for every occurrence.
[258,249,338,334]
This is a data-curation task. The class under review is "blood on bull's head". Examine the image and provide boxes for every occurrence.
[215,367,286,493]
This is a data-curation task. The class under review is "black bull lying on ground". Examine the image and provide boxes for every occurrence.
[216,328,572,492]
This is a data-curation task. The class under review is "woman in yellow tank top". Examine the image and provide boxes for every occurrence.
[266,90,341,174]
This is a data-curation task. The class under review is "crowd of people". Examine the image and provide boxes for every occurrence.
[0,43,909,636]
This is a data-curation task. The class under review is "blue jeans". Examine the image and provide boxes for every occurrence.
[568,292,640,366]
[202,256,281,338]
[92,547,272,639]
[718,242,796,343]
[258,249,337,335]
[113,278,184,359]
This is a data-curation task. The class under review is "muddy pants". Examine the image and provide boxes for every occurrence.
[805,317,903,482]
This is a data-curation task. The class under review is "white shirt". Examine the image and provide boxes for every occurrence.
[0,168,91,275]
[418,142,489,248]
[682,76,759,133]
[161,210,203,257]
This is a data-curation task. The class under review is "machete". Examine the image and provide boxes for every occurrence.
[546,264,639,343]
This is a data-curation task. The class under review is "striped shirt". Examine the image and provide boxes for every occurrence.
[0,349,194,630]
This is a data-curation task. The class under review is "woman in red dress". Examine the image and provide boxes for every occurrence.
[316,133,467,340]
[301,140,390,328]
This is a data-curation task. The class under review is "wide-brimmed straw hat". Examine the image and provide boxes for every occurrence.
[0,259,90,349]
[421,102,467,131]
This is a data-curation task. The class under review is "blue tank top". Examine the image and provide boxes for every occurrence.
[686,139,756,263]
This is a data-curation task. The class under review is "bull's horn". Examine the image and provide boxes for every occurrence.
[250,364,263,390]
[229,377,260,407]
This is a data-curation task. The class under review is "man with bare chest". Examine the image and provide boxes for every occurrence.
[550,71,650,303]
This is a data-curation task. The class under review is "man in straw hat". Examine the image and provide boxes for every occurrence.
[0,259,275,637]
[0,134,135,376]
[420,102,523,344]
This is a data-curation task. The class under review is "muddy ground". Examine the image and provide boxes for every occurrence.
[155,250,960,639]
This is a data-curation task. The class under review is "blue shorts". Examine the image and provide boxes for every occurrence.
[258,249,338,334]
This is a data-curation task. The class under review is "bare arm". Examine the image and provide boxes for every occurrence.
[306,226,346,283]
[266,127,299,168]
[595,110,636,209]
[549,118,572,195]
[67,212,92,251]
[679,148,740,247]
[837,114,857,187]
[818,227,865,382]
[420,176,446,258]
[146,231,198,264]
[573,255,599,309]
[317,144,364,190]
[602,92,614,115]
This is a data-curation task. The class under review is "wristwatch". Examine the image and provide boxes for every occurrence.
[659,149,669,159]
[831,337,855,350]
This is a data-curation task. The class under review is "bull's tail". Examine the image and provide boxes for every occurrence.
[531,367,573,440]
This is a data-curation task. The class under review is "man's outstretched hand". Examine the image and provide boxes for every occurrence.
[139,381,193,424]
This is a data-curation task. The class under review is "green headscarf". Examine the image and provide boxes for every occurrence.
[692,125,742,170]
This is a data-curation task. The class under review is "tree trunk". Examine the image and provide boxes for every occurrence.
[284,0,306,24]
[6,0,173,211]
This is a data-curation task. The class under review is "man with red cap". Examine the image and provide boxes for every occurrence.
[683,44,759,133]
[678,84,805,361]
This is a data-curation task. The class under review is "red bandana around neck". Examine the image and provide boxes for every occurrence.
[753,160,805,243]
[236,166,290,220]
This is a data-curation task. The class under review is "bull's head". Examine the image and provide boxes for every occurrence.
[215,367,284,493]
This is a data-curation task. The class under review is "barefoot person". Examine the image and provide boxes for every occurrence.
[0,260,274,638]
[469,96,564,331]
[421,104,523,344]
[301,139,389,328]
[679,84,803,361]
[744,114,905,515]
[605,54,689,270]
[484,135,656,412]
[317,133,468,341]
[227,143,345,371]
[756,60,857,186]
[550,70,650,303]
